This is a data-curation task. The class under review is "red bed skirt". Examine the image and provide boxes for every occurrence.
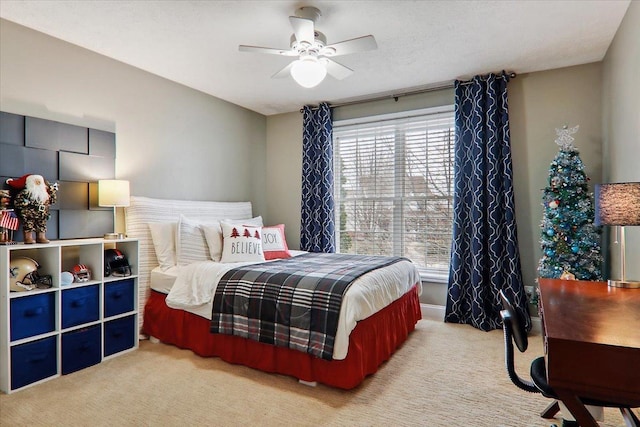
[142,284,422,389]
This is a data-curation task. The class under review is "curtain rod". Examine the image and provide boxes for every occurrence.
[300,72,517,112]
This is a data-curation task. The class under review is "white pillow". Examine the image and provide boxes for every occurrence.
[202,216,263,262]
[148,222,177,270]
[220,222,265,263]
[176,215,210,266]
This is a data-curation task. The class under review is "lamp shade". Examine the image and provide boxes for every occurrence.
[595,182,640,226]
[290,57,327,88]
[98,180,130,207]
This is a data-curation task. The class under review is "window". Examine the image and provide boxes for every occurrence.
[333,106,455,281]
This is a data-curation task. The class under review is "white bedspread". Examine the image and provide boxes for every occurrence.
[166,253,421,360]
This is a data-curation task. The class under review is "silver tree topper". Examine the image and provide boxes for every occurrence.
[555,124,579,150]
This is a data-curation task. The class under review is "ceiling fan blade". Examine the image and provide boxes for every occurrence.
[239,45,297,56]
[324,59,353,80]
[323,35,377,57]
[289,16,315,44]
[271,62,294,79]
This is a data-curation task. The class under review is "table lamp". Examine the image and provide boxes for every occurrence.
[98,179,130,239]
[595,182,640,288]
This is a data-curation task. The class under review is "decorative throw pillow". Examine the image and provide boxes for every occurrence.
[148,222,177,270]
[202,216,263,262]
[200,220,223,261]
[262,224,292,260]
[176,215,210,266]
[220,222,265,263]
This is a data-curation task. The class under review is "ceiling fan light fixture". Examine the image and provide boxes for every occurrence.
[290,56,327,88]
[239,6,376,87]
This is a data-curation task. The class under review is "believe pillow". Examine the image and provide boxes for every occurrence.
[220,222,265,263]
[202,216,263,262]
[262,224,292,260]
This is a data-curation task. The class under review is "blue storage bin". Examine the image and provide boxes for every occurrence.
[61,285,99,329]
[62,325,101,374]
[10,293,56,341]
[104,315,135,357]
[104,279,134,317]
[11,336,57,390]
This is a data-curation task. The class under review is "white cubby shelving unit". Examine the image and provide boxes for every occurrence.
[0,238,138,394]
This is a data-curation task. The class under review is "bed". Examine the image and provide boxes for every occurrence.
[126,196,422,389]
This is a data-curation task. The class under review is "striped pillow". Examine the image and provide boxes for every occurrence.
[176,215,210,266]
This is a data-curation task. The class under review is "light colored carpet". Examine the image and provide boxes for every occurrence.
[0,319,634,426]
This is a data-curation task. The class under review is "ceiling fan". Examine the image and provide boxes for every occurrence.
[239,6,377,88]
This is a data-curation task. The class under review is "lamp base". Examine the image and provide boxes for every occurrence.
[608,279,640,289]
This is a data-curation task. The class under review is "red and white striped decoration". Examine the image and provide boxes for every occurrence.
[0,210,19,230]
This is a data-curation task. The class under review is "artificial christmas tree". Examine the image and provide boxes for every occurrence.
[537,125,603,281]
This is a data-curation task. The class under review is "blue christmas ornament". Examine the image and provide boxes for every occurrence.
[571,245,580,253]
[546,229,555,237]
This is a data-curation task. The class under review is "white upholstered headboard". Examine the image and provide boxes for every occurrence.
[125,196,253,332]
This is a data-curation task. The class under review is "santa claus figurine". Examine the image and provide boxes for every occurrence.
[6,174,58,244]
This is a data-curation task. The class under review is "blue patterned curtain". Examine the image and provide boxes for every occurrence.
[300,102,335,253]
[445,72,531,332]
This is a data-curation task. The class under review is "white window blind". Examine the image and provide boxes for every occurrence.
[333,106,455,281]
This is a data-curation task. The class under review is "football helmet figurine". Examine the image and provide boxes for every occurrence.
[71,264,91,282]
[104,248,131,277]
[9,257,53,292]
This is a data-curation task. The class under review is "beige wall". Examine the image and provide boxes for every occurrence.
[265,112,303,244]
[509,63,603,290]
[602,0,640,281]
[0,19,267,214]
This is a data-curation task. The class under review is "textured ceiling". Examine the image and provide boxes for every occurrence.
[0,1,631,116]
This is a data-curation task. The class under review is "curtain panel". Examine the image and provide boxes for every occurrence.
[300,103,335,253]
[445,72,531,332]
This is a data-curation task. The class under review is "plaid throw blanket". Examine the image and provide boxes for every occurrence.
[210,252,406,360]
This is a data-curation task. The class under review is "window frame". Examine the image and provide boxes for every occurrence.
[332,105,455,283]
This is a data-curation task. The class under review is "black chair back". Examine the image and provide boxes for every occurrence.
[499,289,528,352]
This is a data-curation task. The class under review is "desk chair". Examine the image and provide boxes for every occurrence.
[499,290,639,427]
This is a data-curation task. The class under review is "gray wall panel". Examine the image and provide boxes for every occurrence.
[59,151,115,182]
[1,110,116,241]
[59,210,112,239]
[57,181,88,210]
[0,143,25,177]
[24,147,58,181]
[0,112,25,145]
[89,129,115,158]
[26,117,88,153]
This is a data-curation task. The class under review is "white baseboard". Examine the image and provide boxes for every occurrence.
[421,303,445,321]
[420,303,542,335]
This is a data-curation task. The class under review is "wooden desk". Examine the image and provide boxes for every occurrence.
[538,278,640,426]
